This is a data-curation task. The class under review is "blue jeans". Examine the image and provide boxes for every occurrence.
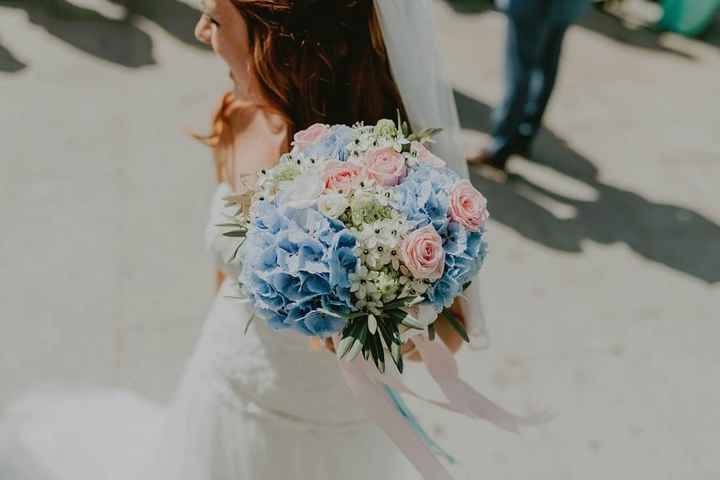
[489,0,588,164]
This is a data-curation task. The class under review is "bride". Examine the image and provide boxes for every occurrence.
[0,0,486,478]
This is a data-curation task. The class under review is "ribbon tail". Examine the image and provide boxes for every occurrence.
[383,385,457,465]
[414,336,549,433]
[336,358,455,480]
[362,363,467,415]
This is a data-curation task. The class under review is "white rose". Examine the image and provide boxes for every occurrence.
[278,172,323,209]
[317,193,349,218]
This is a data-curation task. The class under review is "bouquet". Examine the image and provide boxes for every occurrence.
[222,117,489,374]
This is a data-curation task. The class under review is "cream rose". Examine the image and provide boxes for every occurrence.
[449,180,489,232]
[365,147,407,187]
[400,225,445,281]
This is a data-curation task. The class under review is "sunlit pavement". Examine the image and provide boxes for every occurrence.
[1,1,718,478]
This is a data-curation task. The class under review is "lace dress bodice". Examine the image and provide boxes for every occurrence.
[201,182,368,428]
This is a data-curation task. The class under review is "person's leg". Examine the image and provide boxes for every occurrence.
[486,14,545,167]
[518,23,570,148]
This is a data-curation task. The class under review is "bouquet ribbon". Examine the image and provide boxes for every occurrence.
[333,327,549,480]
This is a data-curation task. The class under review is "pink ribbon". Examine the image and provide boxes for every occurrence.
[337,358,454,480]
[334,335,549,479]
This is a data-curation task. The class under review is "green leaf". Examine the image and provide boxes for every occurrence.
[368,313,378,335]
[228,239,245,262]
[389,341,403,373]
[407,127,443,143]
[377,320,395,353]
[383,296,421,310]
[357,325,369,346]
[441,309,470,343]
[222,231,247,238]
[384,309,407,322]
[337,336,359,360]
[243,312,256,335]
[216,223,246,229]
[362,342,371,361]
[400,313,426,330]
[369,336,385,374]
[339,323,369,361]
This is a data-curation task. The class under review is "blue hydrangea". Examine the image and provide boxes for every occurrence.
[392,165,460,234]
[241,201,358,337]
[303,125,358,162]
[426,224,488,312]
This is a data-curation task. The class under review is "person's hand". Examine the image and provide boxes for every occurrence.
[323,337,336,353]
[309,337,336,353]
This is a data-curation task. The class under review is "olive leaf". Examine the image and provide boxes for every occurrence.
[440,309,470,343]
[408,127,443,144]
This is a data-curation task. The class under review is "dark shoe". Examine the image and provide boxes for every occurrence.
[467,147,508,171]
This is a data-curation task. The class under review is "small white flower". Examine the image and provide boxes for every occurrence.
[367,243,392,269]
[388,245,402,270]
[373,187,395,207]
[399,277,431,298]
[348,133,372,156]
[357,296,383,315]
[349,265,379,300]
[356,244,374,266]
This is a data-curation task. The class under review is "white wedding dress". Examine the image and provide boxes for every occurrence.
[0,181,415,480]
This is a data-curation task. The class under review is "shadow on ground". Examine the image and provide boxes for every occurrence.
[0,39,26,72]
[443,0,492,15]
[578,8,697,60]
[577,7,720,60]
[456,90,720,284]
[0,0,207,73]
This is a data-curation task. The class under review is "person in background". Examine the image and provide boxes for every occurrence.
[470,0,590,171]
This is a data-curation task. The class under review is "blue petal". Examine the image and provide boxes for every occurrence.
[304,310,347,337]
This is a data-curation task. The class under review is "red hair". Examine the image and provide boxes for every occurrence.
[196,0,406,181]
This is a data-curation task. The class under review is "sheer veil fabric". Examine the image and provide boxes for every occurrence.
[375,0,489,348]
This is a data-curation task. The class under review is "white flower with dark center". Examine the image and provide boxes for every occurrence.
[356,244,374,267]
[388,245,402,270]
[367,242,392,269]
[399,275,430,298]
[356,295,383,315]
[349,265,379,300]
[375,187,395,207]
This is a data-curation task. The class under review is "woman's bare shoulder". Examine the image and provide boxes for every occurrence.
[227,106,290,179]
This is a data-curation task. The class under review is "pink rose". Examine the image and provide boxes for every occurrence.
[411,142,446,168]
[293,123,329,151]
[400,225,445,281]
[449,180,489,232]
[322,161,365,193]
[364,147,407,187]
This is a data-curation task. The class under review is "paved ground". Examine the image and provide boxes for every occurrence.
[1,1,718,479]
